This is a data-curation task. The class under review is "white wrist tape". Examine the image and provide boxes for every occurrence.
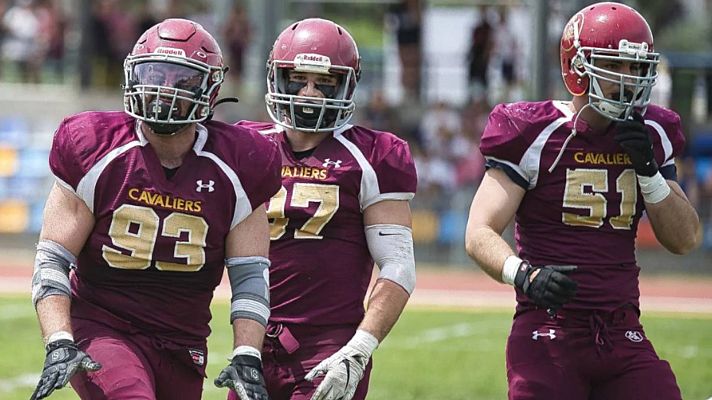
[46,330,73,345]
[349,329,379,357]
[502,255,522,286]
[231,345,262,361]
[637,172,671,204]
[365,224,416,294]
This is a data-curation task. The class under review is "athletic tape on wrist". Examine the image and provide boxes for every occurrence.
[230,345,262,361]
[46,330,73,345]
[637,172,671,204]
[502,255,522,286]
[350,329,379,356]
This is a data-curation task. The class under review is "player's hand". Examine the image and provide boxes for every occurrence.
[305,330,377,400]
[514,263,578,311]
[214,354,269,400]
[614,113,658,177]
[30,339,101,400]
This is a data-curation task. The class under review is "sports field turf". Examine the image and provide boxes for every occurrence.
[1,296,711,399]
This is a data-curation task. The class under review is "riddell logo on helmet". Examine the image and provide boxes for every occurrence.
[294,53,331,72]
[155,47,186,57]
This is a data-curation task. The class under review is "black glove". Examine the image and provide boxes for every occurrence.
[30,339,102,400]
[514,263,578,311]
[614,113,658,177]
[214,354,269,400]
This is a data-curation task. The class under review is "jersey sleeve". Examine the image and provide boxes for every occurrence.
[49,118,84,192]
[240,132,282,211]
[479,103,531,189]
[645,107,686,181]
[363,137,417,209]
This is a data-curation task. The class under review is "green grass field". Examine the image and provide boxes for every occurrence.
[2,296,711,400]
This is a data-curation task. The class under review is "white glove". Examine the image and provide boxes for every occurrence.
[305,329,379,400]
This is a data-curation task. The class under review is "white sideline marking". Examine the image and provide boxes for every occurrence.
[0,373,38,392]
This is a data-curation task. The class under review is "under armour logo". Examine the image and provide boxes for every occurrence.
[532,329,556,340]
[322,158,342,168]
[625,330,644,343]
[250,368,259,380]
[196,180,215,192]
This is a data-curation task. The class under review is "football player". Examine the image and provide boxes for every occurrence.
[229,18,417,400]
[30,19,279,400]
[465,2,701,399]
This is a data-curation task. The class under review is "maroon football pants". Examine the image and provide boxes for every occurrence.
[69,318,207,400]
[506,306,681,400]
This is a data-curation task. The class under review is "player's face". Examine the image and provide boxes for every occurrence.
[595,59,645,103]
[286,71,339,99]
[133,62,206,118]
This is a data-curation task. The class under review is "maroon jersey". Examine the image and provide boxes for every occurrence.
[49,111,281,344]
[480,101,685,311]
[236,121,417,326]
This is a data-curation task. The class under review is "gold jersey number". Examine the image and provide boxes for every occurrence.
[267,183,340,240]
[562,168,637,229]
[102,204,208,271]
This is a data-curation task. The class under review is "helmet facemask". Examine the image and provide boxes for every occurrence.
[124,54,224,135]
[575,40,659,121]
[266,53,357,133]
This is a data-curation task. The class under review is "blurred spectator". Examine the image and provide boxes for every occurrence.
[461,96,490,141]
[360,89,400,136]
[412,143,456,209]
[388,0,422,98]
[454,140,485,188]
[185,0,216,34]
[89,0,138,88]
[222,3,251,94]
[457,97,489,187]
[467,6,493,98]
[491,7,520,102]
[0,0,8,78]
[136,2,158,35]
[2,0,42,83]
[420,100,461,154]
[35,0,67,82]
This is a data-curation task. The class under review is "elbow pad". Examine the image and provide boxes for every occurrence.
[31,240,75,307]
[225,256,271,327]
[365,224,416,294]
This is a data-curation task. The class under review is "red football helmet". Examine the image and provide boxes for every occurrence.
[560,2,659,121]
[266,18,361,132]
[123,18,225,134]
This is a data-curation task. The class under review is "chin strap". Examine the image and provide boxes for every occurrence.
[205,97,240,122]
[548,103,591,173]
